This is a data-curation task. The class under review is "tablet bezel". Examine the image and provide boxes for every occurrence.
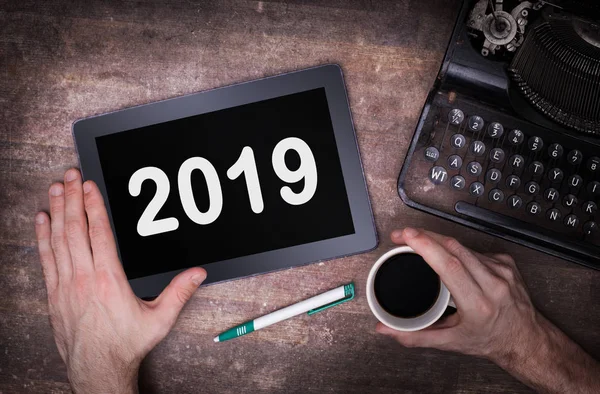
[73,64,377,298]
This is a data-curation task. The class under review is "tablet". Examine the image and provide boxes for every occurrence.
[73,64,377,298]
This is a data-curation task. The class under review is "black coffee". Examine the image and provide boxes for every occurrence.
[374,253,440,318]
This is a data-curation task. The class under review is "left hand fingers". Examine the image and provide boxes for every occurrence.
[83,180,125,278]
[49,183,73,282]
[35,212,59,295]
[64,169,95,276]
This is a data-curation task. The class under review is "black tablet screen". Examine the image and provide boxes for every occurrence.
[96,88,355,279]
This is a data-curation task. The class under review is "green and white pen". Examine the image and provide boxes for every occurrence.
[214,283,355,342]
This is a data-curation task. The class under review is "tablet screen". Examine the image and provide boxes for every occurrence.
[96,88,355,279]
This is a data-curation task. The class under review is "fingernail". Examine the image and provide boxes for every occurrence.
[35,213,46,224]
[65,169,78,182]
[191,274,205,286]
[403,227,419,238]
[83,182,92,194]
[391,230,403,239]
[50,184,63,196]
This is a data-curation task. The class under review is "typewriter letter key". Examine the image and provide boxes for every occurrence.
[451,175,466,190]
[584,221,598,235]
[507,195,523,209]
[469,141,486,156]
[583,201,597,215]
[588,157,599,172]
[486,168,502,183]
[424,146,440,162]
[448,155,463,169]
[588,181,600,196]
[548,168,564,183]
[563,194,578,208]
[527,202,541,215]
[469,182,484,197]
[564,214,580,228]
[509,154,524,170]
[448,109,464,125]
[544,188,559,203]
[568,175,583,188]
[547,208,561,222]
[429,166,448,185]
[508,129,524,145]
[506,175,521,190]
[567,150,583,165]
[548,143,564,159]
[528,136,544,152]
[487,122,504,138]
[490,148,505,163]
[467,161,483,176]
[468,115,484,132]
[489,189,504,203]
[526,181,540,195]
[450,134,466,149]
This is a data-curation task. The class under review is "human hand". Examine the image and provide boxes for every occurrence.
[376,228,600,394]
[35,168,206,394]
[375,227,542,365]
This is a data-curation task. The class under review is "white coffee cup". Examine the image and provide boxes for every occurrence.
[366,246,455,331]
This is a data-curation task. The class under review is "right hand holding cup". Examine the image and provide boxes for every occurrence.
[376,227,543,366]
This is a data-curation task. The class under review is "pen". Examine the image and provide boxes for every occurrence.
[214,282,355,342]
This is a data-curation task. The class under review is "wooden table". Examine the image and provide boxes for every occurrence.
[1,1,598,392]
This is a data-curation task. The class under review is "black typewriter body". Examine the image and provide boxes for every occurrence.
[398,0,600,269]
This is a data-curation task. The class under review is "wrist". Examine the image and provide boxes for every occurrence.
[488,311,551,370]
[68,357,140,394]
[70,370,139,394]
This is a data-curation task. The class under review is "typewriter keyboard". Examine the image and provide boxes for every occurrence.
[399,92,600,269]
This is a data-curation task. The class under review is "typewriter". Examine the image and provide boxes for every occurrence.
[398,0,600,269]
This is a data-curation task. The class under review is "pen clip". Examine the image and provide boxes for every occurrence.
[307,283,355,316]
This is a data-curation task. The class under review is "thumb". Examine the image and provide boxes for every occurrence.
[153,267,207,326]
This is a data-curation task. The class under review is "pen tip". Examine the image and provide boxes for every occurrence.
[213,336,219,343]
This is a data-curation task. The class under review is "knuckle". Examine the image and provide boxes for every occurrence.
[84,193,103,211]
[65,219,84,238]
[474,298,494,317]
[50,202,64,215]
[88,220,107,241]
[176,287,194,305]
[491,276,511,299]
[64,184,80,198]
[50,233,65,250]
[494,253,516,265]
[412,232,433,248]
[498,264,515,280]
[445,255,463,275]
[444,237,463,254]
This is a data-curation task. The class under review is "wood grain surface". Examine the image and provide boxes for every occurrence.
[1,0,599,393]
